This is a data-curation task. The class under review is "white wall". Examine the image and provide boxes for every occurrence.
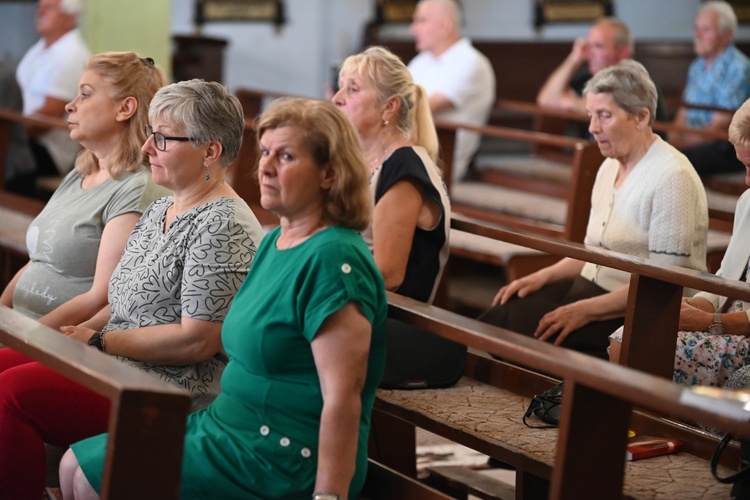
[171,0,373,97]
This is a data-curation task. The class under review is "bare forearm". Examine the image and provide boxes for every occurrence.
[576,284,629,321]
[38,291,108,330]
[315,397,362,499]
[540,257,586,284]
[537,55,583,109]
[103,320,221,364]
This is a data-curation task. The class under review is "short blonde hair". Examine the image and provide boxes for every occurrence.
[75,52,166,178]
[256,97,372,231]
[729,98,750,146]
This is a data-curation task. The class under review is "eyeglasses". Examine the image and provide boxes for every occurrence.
[144,125,195,152]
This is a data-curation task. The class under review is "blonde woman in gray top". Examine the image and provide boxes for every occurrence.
[0,52,168,329]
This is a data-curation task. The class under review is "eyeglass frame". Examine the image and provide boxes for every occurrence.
[144,124,196,152]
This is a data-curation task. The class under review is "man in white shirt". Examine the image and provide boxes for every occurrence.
[408,0,496,183]
[15,0,90,195]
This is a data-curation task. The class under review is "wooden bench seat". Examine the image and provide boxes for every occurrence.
[374,271,750,498]
[452,181,567,228]
[474,153,573,199]
[377,367,734,499]
[438,121,602,245]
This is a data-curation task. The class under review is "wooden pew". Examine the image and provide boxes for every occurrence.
[0,306,191,499]
[375,291,747,499]
[452,214,750,379]
[438,120,602,243]
[375,217,750,497]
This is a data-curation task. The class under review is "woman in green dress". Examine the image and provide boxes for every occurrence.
[60,97,388,500]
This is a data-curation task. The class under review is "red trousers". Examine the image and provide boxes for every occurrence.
[0,347,110,500]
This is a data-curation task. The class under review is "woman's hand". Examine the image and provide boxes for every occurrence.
[678,306,712,332]
[678,297,714,331]
[60,325,96,344]
[534,301,591,345]
[492,273,547,306]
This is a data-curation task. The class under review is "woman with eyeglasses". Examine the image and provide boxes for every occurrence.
[0,78,264,500]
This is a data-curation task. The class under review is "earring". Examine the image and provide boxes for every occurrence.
[204,166,210,181]
[382,119,389,126]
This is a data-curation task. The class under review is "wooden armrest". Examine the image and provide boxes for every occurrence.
[0,306,191,499]
[435,119,591,150]
[386,291,750,438]
[451,214,750,302]
[495,99,729,142]
[0,107,68,130]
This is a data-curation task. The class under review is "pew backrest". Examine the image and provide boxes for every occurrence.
[0,306,191,499]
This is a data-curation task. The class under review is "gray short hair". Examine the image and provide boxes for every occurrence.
[700,1,738,38]
[59,0,84,16]
[148,79,245,167]
[583,59,657,126]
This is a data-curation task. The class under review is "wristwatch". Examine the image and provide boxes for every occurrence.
[708,313,725,335]
[87,331,106,352]
[311,494,342,500]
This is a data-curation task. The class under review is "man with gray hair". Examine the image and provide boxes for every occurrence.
[408,0,495,183]
[15,0,90,195]
[669,0,750,175]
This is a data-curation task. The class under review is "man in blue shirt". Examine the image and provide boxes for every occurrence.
[669,1,750,175]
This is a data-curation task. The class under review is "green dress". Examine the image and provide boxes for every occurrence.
[72,225,387,499]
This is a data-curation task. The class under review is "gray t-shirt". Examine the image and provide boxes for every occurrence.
[13,167,167,319]
[104,196,264,409]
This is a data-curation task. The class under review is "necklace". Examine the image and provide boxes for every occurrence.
[194,180,225,207]
[369,145,399,174]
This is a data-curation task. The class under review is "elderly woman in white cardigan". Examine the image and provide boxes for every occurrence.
[611,97,750,386]
[480,59,708,360]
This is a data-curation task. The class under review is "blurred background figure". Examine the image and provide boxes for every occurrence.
[408,0,495,182]
[14,0,90,196]
[669,1,750,175]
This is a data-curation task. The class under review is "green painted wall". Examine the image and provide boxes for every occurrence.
[82,0,172,78]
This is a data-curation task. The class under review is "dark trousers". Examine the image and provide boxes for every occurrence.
[478,276,623,360]
[681,140,744,176]
[6,139,60,198]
